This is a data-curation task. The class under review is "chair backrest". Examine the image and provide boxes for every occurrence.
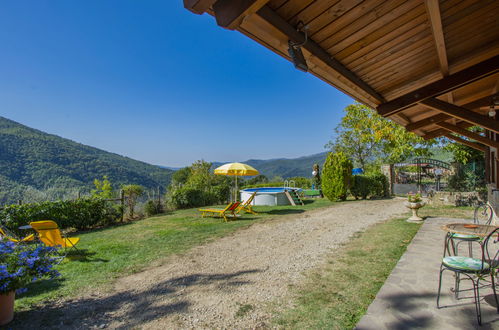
[227,202,241,212]
[30,220,65,247]
[244,192,257,206]
[474,203,494,225]
[0,225,17,240]
[481,227,499,270]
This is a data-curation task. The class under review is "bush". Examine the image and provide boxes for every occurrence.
[350,174,389,199]
[144,200,163,217]
[322,152,352,201]
[350,175,370,199]
[166,187,208,209]
[1,198,120,235]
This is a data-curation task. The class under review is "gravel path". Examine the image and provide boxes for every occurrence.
[23,199,406,329]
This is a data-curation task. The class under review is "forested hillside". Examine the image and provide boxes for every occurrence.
[211,152,328,179]
[0,117,173,205]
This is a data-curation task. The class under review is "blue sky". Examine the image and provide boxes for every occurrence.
[0,1,353,167]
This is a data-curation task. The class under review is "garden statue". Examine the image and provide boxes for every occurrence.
[312,163,324,198]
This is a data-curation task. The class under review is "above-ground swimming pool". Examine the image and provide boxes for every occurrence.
[240,187,302,206]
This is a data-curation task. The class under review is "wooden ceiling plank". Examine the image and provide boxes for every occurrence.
[425,0,448,76]
[213,0,270,29]
[256,5,385,103]
[377,54,499,116]
[443,133,487,152]
[436,121,499,149]
[420,98,499,133]
[184,0,217,14]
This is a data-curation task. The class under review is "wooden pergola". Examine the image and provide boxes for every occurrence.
[184,1,499,197]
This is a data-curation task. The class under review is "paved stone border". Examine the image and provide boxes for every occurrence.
[356,217,499,330]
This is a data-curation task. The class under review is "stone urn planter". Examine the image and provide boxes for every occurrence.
[0,291,15,326]
[404,201,426,222]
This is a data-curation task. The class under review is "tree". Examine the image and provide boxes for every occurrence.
[91,176,113,199]
[122,184,144,218]
[327,103,433,169]
[322,152,352,201]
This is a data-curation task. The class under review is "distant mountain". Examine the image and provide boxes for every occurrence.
[0,116,174,205]
[210,152,328,179]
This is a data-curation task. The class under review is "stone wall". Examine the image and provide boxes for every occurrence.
[427,191,484,207]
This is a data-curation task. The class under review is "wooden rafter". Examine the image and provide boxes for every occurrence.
[423,121,473,140]
[406,113,450,131]
[256,5,385,103]
[213,0,270,30]
[377,54,499,116]
[420,98,499,133]
[425,0,448,76]
[443,133,487,152]
[184,0,216,14]
[436,122,499,149]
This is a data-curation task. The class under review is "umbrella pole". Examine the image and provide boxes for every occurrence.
[235,176,238,202]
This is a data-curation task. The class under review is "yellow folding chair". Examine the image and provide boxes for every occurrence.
[0,225,35,243]
[236,191,257,215]
[29,220,80,253]
[199,202,241,222]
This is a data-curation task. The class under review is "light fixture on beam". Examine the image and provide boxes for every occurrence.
[489,96,498,117]
[287,22,309,72]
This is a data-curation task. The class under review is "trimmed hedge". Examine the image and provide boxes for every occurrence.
[322,152,353,201]
[350,174,389,199]
[1,198,120,235]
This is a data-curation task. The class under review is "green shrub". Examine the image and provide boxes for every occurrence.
[350,175,370,199]
[322,152,352,201]
[166,187,207,209]
[350,174,389,199]
[369,173,389,197]
[144,200,163,217]
[1,198,120,235]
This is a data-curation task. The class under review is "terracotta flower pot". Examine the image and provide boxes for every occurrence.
[0,291,15,326]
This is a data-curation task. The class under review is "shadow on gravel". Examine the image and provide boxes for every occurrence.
[262,209,305,215]
[12,269,263,329]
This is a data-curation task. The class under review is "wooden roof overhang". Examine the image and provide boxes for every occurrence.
[184,0,499,151]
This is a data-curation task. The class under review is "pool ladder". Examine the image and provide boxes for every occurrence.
[284,180,296,189]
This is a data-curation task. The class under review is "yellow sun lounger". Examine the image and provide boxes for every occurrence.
[199,202,241,222]
[30,220,80,254]
[236,191,257,215]
[0,226,35,243]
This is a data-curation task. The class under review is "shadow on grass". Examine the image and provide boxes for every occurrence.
[12,269,263,329]
[65,248,109,263]
[16,278,65,300]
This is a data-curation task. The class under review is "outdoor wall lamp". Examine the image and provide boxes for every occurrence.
[287,22,309,72]
[489,97,498,117]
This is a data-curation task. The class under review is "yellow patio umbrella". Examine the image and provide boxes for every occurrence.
[214,163,259,201]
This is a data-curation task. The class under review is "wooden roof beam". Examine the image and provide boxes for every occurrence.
[420,98,499,133]
[256,5,385,103]
[423,121,473,140]
[443,133,487,152]
[184,0,216,14]
[377,54,499,116]
[406,113,450,131]
[213,0,270,30]
[425,0,448,76]
[436,122,499,149]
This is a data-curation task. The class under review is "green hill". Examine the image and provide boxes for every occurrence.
[0,116,173,205]
[211,152,328,179]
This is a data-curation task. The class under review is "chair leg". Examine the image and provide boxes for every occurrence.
[491,273,499,313]
[474,278,482,325]
[454,273,461,300]
[437,266,445,308]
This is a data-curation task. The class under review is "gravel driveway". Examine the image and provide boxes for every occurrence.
[22,198,406,329]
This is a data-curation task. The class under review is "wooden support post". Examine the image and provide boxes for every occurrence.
[120,189,125,222]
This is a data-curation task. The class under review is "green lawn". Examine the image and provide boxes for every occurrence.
[16,198,335,311]
[273,205,473,329]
